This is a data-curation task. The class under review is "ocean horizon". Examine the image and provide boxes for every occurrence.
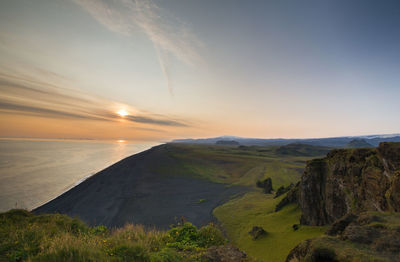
[0,138,158,212]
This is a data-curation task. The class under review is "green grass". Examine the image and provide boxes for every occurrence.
[150,144,324,189]
[214,192,326,262]
[0,210,227,262]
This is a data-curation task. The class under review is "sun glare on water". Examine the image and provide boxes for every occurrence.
[117,109,129,117]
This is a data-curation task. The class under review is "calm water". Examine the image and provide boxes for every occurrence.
[0,139,157,212]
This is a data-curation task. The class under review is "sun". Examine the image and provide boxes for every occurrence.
[117,109,129,117]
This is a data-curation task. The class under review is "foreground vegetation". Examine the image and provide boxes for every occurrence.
[0,209,229,262]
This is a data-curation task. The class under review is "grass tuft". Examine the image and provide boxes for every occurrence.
[0,210,228,262]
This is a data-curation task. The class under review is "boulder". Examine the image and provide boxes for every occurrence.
[202,244,247,262]
[256,178,273,194]
[248,226,267,240]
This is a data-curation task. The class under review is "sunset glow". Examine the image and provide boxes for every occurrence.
[0,1,399,140]
[117,110,129,117]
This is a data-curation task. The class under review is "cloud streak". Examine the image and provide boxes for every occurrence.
[73,0,202,95]
[0,72,188,127]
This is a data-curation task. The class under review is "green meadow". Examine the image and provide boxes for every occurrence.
[214,193,327,262]
[150,143,330,261]
[150,143,328,188]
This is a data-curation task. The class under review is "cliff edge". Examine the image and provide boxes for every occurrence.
[283,142,400,261]
[299,142,400,226]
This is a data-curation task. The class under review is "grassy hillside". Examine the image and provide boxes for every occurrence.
[214,193,326,262]
[0,209,229,262]
[153,143,329,188]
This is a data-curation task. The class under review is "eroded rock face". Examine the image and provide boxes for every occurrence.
[275,183,299,212]
[202,244,247,262]
[274,183,294,199]
[286,212,400,262]
[299,142,400,226]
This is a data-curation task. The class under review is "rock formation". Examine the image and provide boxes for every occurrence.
[256,177,273,194]
[248,226,267,240]
[274,183,294,198]
[286,212,400,262]
[202,244,247,262]
[298,142,400,225]
[284,142,400,261]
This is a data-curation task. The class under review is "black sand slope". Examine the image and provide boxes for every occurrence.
[34,145,249,229]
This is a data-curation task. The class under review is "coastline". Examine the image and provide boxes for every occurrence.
[0,139,158,212]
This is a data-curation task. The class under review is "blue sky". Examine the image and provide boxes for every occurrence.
[0,0,399,140]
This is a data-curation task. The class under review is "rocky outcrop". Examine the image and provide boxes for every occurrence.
[202,244,247,262]
[298,142,400,226]
[248,226,267,240]
[286,212,400,262]
[274,183,294,198]
[256,178,273,194]
[275,183,299,212]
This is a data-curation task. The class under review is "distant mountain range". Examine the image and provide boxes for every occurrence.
[171,134,400,147]
[346,139,373,148]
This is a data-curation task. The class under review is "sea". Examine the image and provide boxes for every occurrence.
[0,139,157,212]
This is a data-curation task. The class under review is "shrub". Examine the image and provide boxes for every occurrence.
[149,248,182,262]
[167,222,199,250]
[197,223,226,247]
[0,210,229,262]
[166,222,226,250]
[109,244,149,262]
[91,225,108,236]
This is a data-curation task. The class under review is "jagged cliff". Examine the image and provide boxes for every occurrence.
[282,142,400,261]
[298,142,400,226]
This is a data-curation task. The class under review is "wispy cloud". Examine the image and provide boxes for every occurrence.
[127,115,186,127]
[73,0,202,95]
[0,72,188,127]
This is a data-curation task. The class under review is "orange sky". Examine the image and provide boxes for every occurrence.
[1,1,399,141]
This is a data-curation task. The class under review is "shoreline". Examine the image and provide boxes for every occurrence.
[0,140,159,212]
[28,144,161,212]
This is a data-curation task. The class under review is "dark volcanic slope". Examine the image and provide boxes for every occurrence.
[34,145,248,229]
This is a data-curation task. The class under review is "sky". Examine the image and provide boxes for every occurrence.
[0,0,399,142]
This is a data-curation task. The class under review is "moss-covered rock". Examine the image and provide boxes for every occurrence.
[286,212,400,262]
